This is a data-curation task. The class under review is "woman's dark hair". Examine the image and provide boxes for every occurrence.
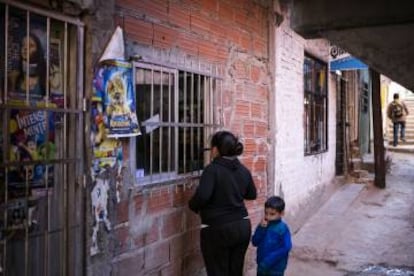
[210,131,243,157]
[265,196,285,212]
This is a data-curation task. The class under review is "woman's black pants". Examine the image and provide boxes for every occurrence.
[200,219,251,276]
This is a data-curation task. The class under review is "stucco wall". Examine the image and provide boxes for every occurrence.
[273,16,339,232]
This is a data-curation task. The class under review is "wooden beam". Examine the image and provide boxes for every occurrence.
[370,69,386,188]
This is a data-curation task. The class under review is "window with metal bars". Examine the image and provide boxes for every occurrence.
[304,53,328,155]
[132,62,222,185]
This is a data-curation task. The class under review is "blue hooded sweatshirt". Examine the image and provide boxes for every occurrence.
[252,219,292,275]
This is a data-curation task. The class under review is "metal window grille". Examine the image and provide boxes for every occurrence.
[0,1,84,275]
[132,61,223,185]
[304,54,328,155]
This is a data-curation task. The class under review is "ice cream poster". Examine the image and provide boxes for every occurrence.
[93,60,140,138]
[8,108,56,194]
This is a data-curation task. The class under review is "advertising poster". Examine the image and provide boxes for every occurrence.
[93,60,140,138]
[8,107,56,196]
[2,9,64,199]
[6,9,64,108]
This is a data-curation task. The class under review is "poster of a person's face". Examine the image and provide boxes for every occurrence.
[7,10,47,101]
[6,9,63,105]
[2,9,64,197]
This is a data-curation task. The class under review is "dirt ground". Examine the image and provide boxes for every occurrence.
[285,152,414,276]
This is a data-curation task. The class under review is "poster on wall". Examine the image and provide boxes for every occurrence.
[0,9,66,199]
[8,108,56,197]
[6,9,64,108]
[93,60,140,138]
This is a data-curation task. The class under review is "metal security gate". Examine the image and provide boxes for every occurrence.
[0,1,84,275]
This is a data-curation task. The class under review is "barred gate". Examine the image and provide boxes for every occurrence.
[0,1,85,275]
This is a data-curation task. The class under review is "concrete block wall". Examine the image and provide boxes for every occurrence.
[86,0,273,275]
[273,15,338,232]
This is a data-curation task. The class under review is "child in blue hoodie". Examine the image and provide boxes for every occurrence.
[252,196,292,276]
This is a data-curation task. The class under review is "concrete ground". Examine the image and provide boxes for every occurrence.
[285,152,414,276]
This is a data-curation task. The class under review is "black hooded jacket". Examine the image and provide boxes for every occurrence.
[189,156,257,226]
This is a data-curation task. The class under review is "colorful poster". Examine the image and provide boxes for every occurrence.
[93,60,140,138]
[8,107,56,196]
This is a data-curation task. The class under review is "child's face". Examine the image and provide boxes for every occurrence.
[264,207,282,222]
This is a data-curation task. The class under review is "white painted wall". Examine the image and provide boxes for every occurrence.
[273,18,337,224]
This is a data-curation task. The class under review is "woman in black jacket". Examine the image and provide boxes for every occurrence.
[189,130,257,276]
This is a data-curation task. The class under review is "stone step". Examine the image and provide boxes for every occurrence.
[387,140,414,145]
[386,145,414,153]
[386,128,414,134]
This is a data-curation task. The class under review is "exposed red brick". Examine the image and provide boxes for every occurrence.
[170,235,185,261]
[241,156,254,171]
[176,33,199,56]
[133,217,160,249]
[190,14,211,34]
[140,0,169,20]
[144,241,170,270]
[235,100,250,117]
[251,65,261,83]
[197,38,219,61]
[243,121,255,136]
[251,102,263,118]
[257,140,268,155]
[218,1,234,22]
[201,0,218,15]
[115,225,130,253]
[161,260,183,276]
[234,7,249,30]
[162,210,184,238]
[253,37,267,58]
[112,251,144,274]
[239,32,252,52]
[186,208,201,230]
[134,193,144,214]
[153,24,179,49]
[124,16,153,46]
[184,229,200,254]
[116,200,129,224]
[147,188,173,214]
[254,157,266,172]
[209,20,227,41]
[243,138,256,154]
[233,60,249,79]
[183,251,205,275]
[168,5,191,29]
[255,122,267,137]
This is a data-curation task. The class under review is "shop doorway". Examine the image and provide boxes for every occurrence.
[0,1,85,275]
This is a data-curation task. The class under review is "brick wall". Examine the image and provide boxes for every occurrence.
[272,14,338,232]
[87,0,273,275]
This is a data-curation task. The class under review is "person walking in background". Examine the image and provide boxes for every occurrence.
[252,196,292,276]
[387,93,409,147]
[189,130,257,276]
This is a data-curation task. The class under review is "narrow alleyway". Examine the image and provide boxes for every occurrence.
[286,152,414,276]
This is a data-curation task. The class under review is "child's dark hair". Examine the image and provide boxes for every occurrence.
[210,131,243,157]
[265,196,285,212]
[393,93,399,99]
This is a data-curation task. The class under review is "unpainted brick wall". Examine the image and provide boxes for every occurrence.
[90,0,275,275]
